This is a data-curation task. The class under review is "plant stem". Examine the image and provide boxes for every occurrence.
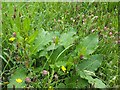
[55,44,74,61]
[42,45,55,71]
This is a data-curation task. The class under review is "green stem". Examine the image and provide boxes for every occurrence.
[42,45,55,71]
[55,44,74,61]
[48,69,54,87]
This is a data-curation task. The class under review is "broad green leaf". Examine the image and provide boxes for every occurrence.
[8,66,27,88]
[79,71,106,88]
[76,33,98,56]
[77,78,89,88]
[30,29,53,55]
[84,70,96,77]
[78,54,103,72]
[12,24,23,42]
[66,56,74,71]
[55,44,74,62]
[59,30,78,48]
[38,50,48,57]
[55,61,66,68]
[57,83,66,88]
[27,30,39,44]
[49,46,65,63]
[79,71,94,83]
[64,75,77,88]
[46,43,56,51]
[93,78,106,88]
[23,17,30,32]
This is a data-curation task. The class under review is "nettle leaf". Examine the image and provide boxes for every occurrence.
[78,54,106,88]
[93,78,107,88]
[23,17,30,32]
[79,71,106,88]
[66,56,74,71]
[12,24,24,42]
[77,78,89,88]
[8,66,27,88]
[27,30,39,44]
[59,30,78,48]
[64,75,77,88]
[50,46,66,63]
[46,43,56,51]
[30,29,53,55]
[76,33,98,56]
[55,61,66,68]
[57,83,66,88]
[64,75,88,88]
[78,54,103,72]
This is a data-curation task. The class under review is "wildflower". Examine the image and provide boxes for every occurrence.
[16,78,22,83]
[91,29,95,32]
[61,66,66,72]
[80,55,84,60]
[25,77,31,84]
[42,70,48,76]
[109,32,112,36]
[9,37,15,42]
[13,32,16,37]
[104,27,107,30]
[70,17,73,21]
[54,74,58,80]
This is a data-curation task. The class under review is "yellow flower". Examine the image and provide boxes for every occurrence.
[9,37,15,42]
[61,66,66,72]
[16,78,22,83]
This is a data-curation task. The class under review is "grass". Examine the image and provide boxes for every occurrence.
[1,2,119,88]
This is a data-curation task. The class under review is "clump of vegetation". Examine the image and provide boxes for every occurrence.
[0,2,119,89]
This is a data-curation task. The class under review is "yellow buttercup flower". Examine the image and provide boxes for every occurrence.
[9,37,15,42]
[16,78,22,83]
[61,66,66,72]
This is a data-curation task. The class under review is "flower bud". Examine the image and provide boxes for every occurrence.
[58,19,61,23]
[70,17,73,21]
[25,77,31,84]
[109,32,112,36]
[91,29,95,32]
[42,70,48,76]
[80,55,84,60]
[54,74,58,80]
[13,32,16,37]
[104,27,107,30]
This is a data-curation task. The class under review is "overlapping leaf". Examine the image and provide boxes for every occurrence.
[79,70,106,88]
[30,29,54,55]
[8,66,27,88]
[78,54,103,72]
[59,30,78,48]
[76,33,98,56]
